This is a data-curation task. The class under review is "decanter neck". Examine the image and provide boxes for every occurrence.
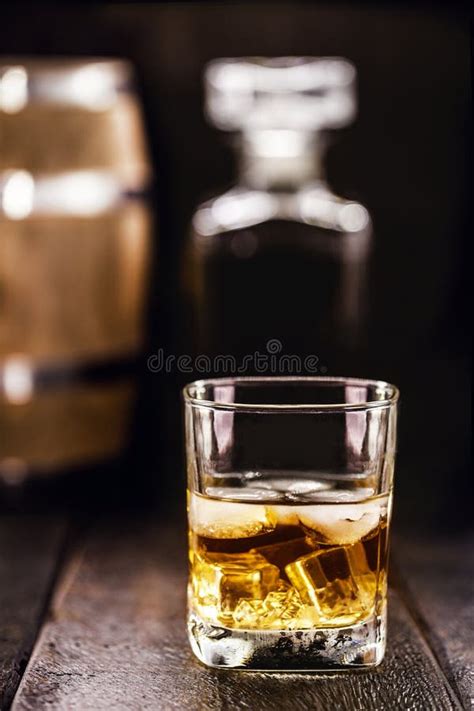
[237,130,325,191]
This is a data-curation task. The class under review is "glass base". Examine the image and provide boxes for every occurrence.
[187,605,386,671]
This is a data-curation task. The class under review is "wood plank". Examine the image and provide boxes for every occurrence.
[0,516,66,710]
[395,533,474,710]
[12,519,461,711]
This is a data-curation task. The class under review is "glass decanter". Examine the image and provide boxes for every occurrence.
[187,57,371,373]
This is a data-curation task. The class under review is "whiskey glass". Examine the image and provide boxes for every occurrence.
[184,376,398,670]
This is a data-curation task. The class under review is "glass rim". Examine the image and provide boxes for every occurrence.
[183,376,399,413]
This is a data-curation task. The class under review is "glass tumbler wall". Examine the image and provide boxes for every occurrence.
[184,377,398,670]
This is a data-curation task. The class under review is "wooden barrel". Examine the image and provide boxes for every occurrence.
[0,58,149,188]
[0,183,152,363]
[0,190,153,479]
[0,359,135,478]
[0,58,153,481]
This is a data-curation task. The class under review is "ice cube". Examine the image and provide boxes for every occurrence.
[188,492,276,538]
[251,536,317,573]
[346,542,377,599]
[285,546,373,626]
[360,525,384,572]
[298,495,387,545]
[232,599,264,627]
[303,488,375,502]
[294,605,320,628]
[192,550,280,624]
[262,588,303,628]
[206,486,283,501]
[358,524,389,598]
[247,477,331,497]
[232,587,303,629]
[268,505,301,526]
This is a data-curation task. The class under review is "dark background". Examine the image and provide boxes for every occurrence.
[1,3,471,532]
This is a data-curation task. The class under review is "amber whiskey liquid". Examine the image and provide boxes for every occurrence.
[187,485,390,669]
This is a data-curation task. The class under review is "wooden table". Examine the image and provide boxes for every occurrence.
[1,514,472,710]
